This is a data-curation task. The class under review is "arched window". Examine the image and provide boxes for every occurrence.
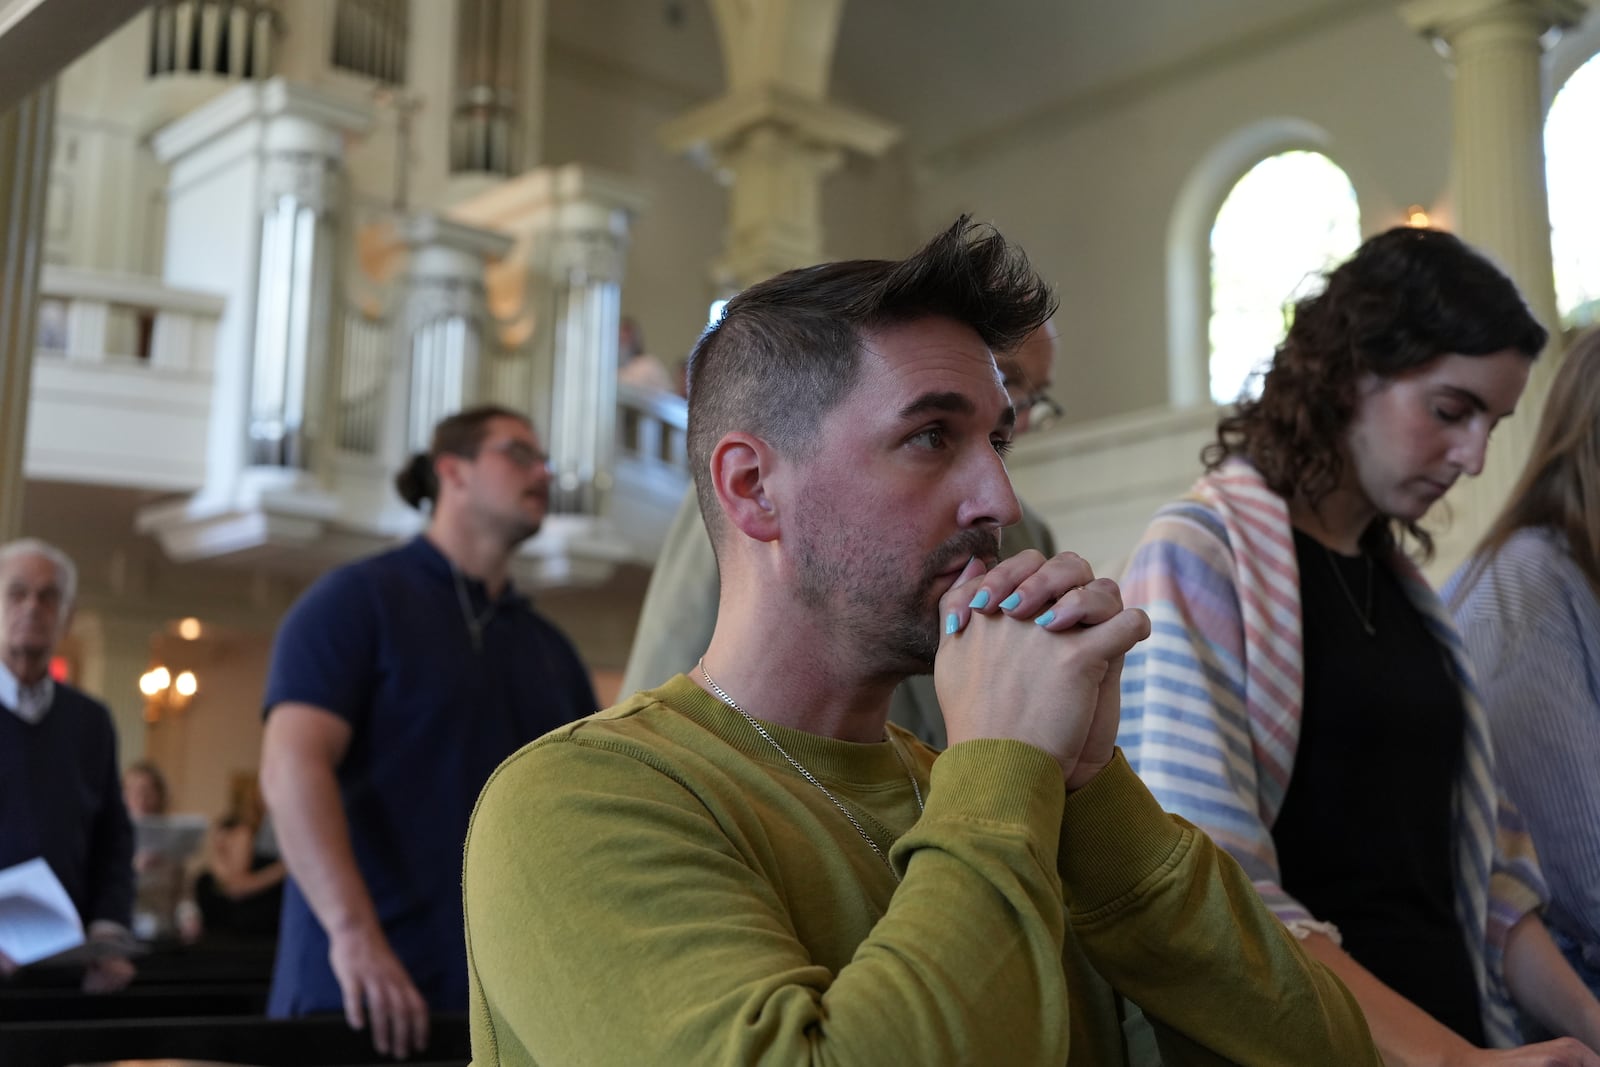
[1208,150,1361,405]
[1546,52,1600,330]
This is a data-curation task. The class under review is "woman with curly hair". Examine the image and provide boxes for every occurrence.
[1447,328,1600,1005]
[1116,227,1600,1064]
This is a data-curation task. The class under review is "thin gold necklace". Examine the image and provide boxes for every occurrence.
[698,657,924,882]
[1321,544,1376,637]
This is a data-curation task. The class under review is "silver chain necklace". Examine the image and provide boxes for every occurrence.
[1322,544,1376,637]
[449,562,497,652]
[698,657,925,882]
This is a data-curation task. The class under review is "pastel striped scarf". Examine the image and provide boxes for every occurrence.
[1117,459,1545,1046]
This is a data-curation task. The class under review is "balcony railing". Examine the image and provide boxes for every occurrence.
[617,382,686,470]
[26,266,225,492]
[36,265,223,372]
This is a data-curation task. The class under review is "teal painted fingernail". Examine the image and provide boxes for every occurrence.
[945,612,960,635]
[1035,610,1056,627]
[999,592,1022,611]
[968,590,990,610]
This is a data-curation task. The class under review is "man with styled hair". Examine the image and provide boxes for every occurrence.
[462,219,1380,1064]
[0,538,137,993]
[259,406,594,1059]
[619,315,1061,748]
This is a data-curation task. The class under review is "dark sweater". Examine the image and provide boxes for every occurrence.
[0,684,135,928]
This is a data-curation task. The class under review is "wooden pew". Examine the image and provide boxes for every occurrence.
[0,981,268,1022]
[0,1012,470,1066]
[0,942,275,1023]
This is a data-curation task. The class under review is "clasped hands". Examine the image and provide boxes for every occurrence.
[936,549,1150,791]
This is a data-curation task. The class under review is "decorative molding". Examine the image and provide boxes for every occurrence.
[1401,0,1592,41]
[449,163,651,231]
[26,358,213,493]
[660,83,899,159]
[401,211,512,263]
[259,149,340,211]
[151,76,371,164]
[40,264,226,317]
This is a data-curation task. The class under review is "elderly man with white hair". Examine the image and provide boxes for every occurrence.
[0,538,136,992]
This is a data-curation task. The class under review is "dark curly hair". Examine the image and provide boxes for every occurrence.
[1204,226,1547,556]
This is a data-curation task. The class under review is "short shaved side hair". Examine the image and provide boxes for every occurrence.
[685,216,1056,545]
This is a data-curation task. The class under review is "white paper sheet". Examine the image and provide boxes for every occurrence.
[0,857,85,966]
[133,813,210,861]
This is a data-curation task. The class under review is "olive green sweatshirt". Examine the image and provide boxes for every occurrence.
[463,676,1378,1065]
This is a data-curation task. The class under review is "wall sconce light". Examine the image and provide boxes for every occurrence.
[139,666,199,722]
[1406,205,1432,228]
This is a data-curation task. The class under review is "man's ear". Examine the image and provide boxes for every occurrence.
[710,433,781,543]
[434,452,467,494]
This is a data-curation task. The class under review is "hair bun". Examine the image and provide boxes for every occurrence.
[394,452,438,510]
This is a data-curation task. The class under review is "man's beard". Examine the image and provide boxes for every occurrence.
[490,496,546,550]
[795,526,1001,676]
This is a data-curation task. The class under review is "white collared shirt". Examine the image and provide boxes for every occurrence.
[0,658,55,724]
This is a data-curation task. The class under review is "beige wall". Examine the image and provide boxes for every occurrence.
[542,2,728,373]
[823,141,919,263]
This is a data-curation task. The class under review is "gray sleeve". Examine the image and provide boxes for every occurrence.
[619,489,722,695]
[1457,543,1600,949]
[1014,498,1057,559]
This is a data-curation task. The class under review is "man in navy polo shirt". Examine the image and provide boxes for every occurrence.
[260,405,596,1059]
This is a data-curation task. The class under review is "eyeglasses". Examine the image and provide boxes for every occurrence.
[1023,392,1064,432]
[482,439,550,471]
[1005,384,1064,432]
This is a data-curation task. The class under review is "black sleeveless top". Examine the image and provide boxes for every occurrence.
[1273,529,1485,1043]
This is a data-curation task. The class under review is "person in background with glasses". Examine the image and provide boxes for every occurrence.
[619,316,1062,750]
[259,405,596,1060]
[1003,316,1064,433]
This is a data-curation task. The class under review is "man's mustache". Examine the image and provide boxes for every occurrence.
[925,528,1001,581]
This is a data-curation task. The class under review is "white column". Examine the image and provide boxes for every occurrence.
[152,78,369,503]
[1400,0,1595,576]
[379,213,511,468]
[663,0,898,291]
[661,95,896,293]
[248,145,342,471]
[0,84,55,540]
[451,165,647,517]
